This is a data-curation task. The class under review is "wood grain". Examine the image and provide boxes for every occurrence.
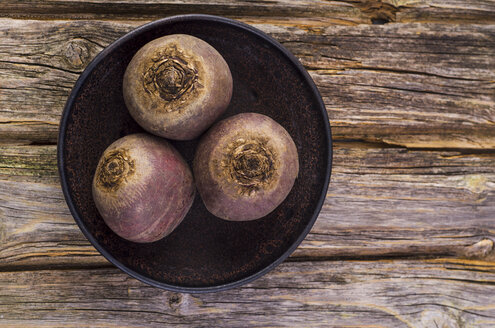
[1,1,495,327]
[1,19,494,148]
[1,143,494,269]
[1,259,495,327]
[1,0,495,24]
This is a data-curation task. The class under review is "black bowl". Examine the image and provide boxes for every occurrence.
[58,14,332,293]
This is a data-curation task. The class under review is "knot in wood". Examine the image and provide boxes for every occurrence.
[64,39,90,69]
[168,294,182,307]
[464,238,494,259]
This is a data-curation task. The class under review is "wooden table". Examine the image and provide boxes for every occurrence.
[1,1,495,327]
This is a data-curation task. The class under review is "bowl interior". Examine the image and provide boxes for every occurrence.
[60,16,331,291]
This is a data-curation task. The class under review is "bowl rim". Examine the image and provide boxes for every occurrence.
[57,14,333,293]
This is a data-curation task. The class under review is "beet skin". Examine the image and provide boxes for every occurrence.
[194,113,299,221]
[123,34,233,140]
[92,133,195,243]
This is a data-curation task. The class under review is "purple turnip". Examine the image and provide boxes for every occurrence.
[123,34,233,140]
[92,133,195,243]
[193,113,299,221]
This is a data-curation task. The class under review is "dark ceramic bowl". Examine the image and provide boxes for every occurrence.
[58,14,332,293]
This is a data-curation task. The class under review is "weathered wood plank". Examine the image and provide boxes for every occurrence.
[1,143,494,269]
[2,0,495,24]
[0,0,366,23]
[1,259,495,327]
[397,0,495,24]
[0,145,104,268]
[1,19,494,147]
[0,145,57,179]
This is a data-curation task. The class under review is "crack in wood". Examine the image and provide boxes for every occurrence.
[0,59,80,74]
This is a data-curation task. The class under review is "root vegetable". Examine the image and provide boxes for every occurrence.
[123,34,233,140]
[194,113,299,221]
[92,133,195,242]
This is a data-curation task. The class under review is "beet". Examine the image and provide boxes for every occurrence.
[123,34,233,140]
[92,133,195,243]
[193,113,299,221]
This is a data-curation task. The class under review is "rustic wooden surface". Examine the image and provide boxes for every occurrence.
[0,1,494,327]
